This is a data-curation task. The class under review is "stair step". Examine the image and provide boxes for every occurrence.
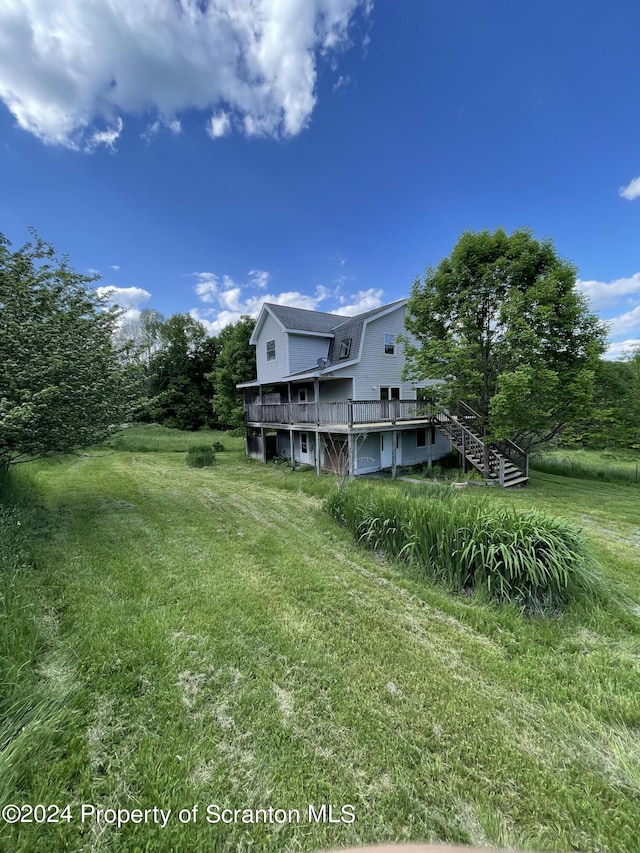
[503,476,529,488]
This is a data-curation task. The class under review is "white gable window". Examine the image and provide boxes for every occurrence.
[266,339,276,361]
[384,333,395,355]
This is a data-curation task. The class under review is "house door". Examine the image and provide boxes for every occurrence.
[380,433,392,469]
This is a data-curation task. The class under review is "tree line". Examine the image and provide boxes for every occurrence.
[114,308,255,432]
[1,228,638,471]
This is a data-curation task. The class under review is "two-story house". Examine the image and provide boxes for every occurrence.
[237,298,452,477]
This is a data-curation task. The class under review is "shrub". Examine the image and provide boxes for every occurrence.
[186,445,216,468]
[324,482,597,611]
[212,441,225,452]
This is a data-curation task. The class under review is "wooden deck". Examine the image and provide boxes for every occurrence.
[245,399,432,428]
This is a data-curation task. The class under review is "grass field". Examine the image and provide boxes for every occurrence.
[530,446,640,485]
[1,428,640,853]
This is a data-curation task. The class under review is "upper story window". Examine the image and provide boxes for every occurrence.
[384,333,395,355]
[338,338,352,359]
[266,339,276,361]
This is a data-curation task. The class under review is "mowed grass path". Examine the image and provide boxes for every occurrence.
[3,447,640,853]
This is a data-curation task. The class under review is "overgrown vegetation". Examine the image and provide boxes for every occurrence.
[106,423,242,454]
[531,447,640,485]
[186,444,216,467]
[325,481,598,610]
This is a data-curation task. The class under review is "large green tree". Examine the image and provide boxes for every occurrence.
[0,231,135,467]
[403,228,608,449]
[209,316,256,430]
[565,353,640,449]
[137,313,218,430]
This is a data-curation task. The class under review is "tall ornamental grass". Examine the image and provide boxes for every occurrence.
[186,444,216,467]
[325,483,597,611]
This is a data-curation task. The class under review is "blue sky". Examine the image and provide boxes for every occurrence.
[1,0,639,358]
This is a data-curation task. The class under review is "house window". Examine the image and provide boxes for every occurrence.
[266,339,276,361]
[417,427,437,447]
[300,433,308,454]
[380,387,400,401]
[338,338,352,359]
[298,389,307,403]
[384,333,395,355]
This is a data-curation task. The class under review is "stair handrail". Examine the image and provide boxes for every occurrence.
[435,411,501,479]
[457,400,483,423]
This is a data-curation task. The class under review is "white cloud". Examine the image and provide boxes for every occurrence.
[87,267,100,276]
[110,264,120,271]
[207,111,231,139]
[576,273,640,311]
[604,338,640,361]
[191,268,386,333]
[96,285,152,307]
[0,0,371,150]
[619,176,640,201]
[607,304,640,339]
[85,117,123,153]
[248,269,270,289]
[334,287,383,316]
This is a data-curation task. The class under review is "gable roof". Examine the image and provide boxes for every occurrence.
[267,304,348,334]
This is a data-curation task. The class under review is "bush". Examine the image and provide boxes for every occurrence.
[212,441,225,453]
[186,445,216,468]
[324,482,597,611]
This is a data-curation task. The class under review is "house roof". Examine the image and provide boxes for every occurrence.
[266,304,348,334]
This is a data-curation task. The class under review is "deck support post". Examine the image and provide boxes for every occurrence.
[315,430,322,475]
[260,427,267,464]
[314,377,320,425]
[289,427,295,469]
[348,432,355,479]
[391,429,397,479]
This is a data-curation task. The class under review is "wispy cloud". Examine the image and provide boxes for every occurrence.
[576,273,640,311]
[607,304,640,339]
[190,268,383,334]
[96,285,151,308]
[207,111,231,139]
[334,288,383,316]
[110,264,120,271]
[0,0,372,151]
[605,338,640,360]
[619,176,640,201]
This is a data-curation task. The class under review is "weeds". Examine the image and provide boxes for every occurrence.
[186,445,216,467]
[325,482,598,611]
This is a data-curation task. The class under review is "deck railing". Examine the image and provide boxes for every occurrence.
[245,399,430,427]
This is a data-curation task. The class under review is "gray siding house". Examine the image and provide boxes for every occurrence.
[238,299,451,477]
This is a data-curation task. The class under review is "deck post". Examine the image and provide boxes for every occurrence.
[347,399,354,428]
[314,377,320,425]
[347,432,355,479]
[315,430,322,475]
[289,427,295,469]
[391,429,397,479]
[499,457,505,487]
[260,427,267,463]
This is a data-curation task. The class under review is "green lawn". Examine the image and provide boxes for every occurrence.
[1,432,640,852]
[530,446,640,485]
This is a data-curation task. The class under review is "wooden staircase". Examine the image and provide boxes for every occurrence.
[435,401,529,488]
